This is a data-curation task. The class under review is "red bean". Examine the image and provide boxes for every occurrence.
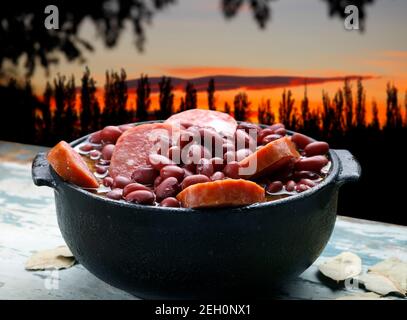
[304,141,329,157]
[101,126,122,144]
[296,184,310,193]
[131,165,158,185]
[210,157,225,172]
[196,158,214,177]
[183,168,194,177]
[160,197,180,208]
[235,148,253,161]
[89,150,101,160]
[154,176,163,188]
[235,129,256,150]
[106,188,123,200]
[262,134,282,145]
[79,144,93,152]
[155,177,180,201]
[103,176,114,187]
[184,144,211,164]
[199,128,224,152]
[223,150,237,162]
[223,161,241,179]
[101,144,115,160]
[299,178,317,188]
[125,190,155,205]
[113,175,132,189]
[285,180,296,192]
[160,165,185,182]
[291,133,314,149]
[89,131,102,144]
[182,163,196,174]
[123,183,151,197]
[274,127,287,136]
[148,154,175,170]
[237,122,261,135]
[178,131,197,148]
[222,142,235,154]
[181,174,210,190]
[295,156,329,172]
[95,165,108,175]
[267,181,283,193]
[269,123,285,132]
[167,146,182,163]
[210,171,225,181]
[258,128,275,144]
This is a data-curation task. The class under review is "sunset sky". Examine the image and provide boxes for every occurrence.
[27,0,407,124]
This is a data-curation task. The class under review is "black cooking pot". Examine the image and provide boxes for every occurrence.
[31,125,360,299]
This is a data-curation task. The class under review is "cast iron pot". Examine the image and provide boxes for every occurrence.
[32,124,361,299]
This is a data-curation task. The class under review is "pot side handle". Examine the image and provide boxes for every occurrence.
[332,149,361,185]
[32,152,57,188]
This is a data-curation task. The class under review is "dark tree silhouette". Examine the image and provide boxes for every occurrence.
[233,92,250,121]
[184,82,197,110]
[0,0,177,76]
[278,89,296,129]
[157,76,174,120]
[370,99,380,130]
[257,99,275,125]
[80,68,100,134]
[41,82,53,144]
[343,78,354,131]
[222,0,272,29]
[224,101,231,115]
[115,69,129,124]
[385,82,403,129]
[179,97,186,113]
[355,78,366,128]
[207,78,216,111]
[65,76,78,140]
[136,74,151,121]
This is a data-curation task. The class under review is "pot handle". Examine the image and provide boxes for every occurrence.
[32,152,58,188]
[332,149,361,185]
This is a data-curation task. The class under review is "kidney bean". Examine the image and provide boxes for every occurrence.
[154,176,163,188]
[274,127,287,136]
[184,144,211,164]
[235,129,256,150]
[223,150,237,163]
[101,126,122,144]
[295,156,329,172]
[199,128,224,152]
[269,123,285,132]
[285,180,296,192]
[99,159,110,166]
[79,144,93,152]
[266,181,283,193]
[125,190,155,205]
[304,141,329,157]
[123,183,151,197]
[160,165,185,182]
[299,178,317,188]
[178,131,198,148]
[210,171,225,181]
[155,177,180,201]
[103,176,114,187]
[196,158,215,177]
[113,175,132,189]
[262,134,282,145]
[296,184,310,193]
[95,165,108,175]
[258,128,275,144]
[222,142,235,154]
[210,157,225,171]
[148,154,175,170]
[181,174,211,190]
[89,150,101,160]
[101,144,115,160]
[293,171,320,181]
[106,188,123,200]
[237,122,261,135]
[291,133,314,149]
[167,146,182,163]
[182,163,196,174]
[235,148,253,161]
[160,197,181,208]
[131,165,158,185]
[223,161,241,179]
[118,124,133,132]
[89,131,102,144]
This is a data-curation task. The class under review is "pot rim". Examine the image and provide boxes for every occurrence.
[49,121,340,214]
